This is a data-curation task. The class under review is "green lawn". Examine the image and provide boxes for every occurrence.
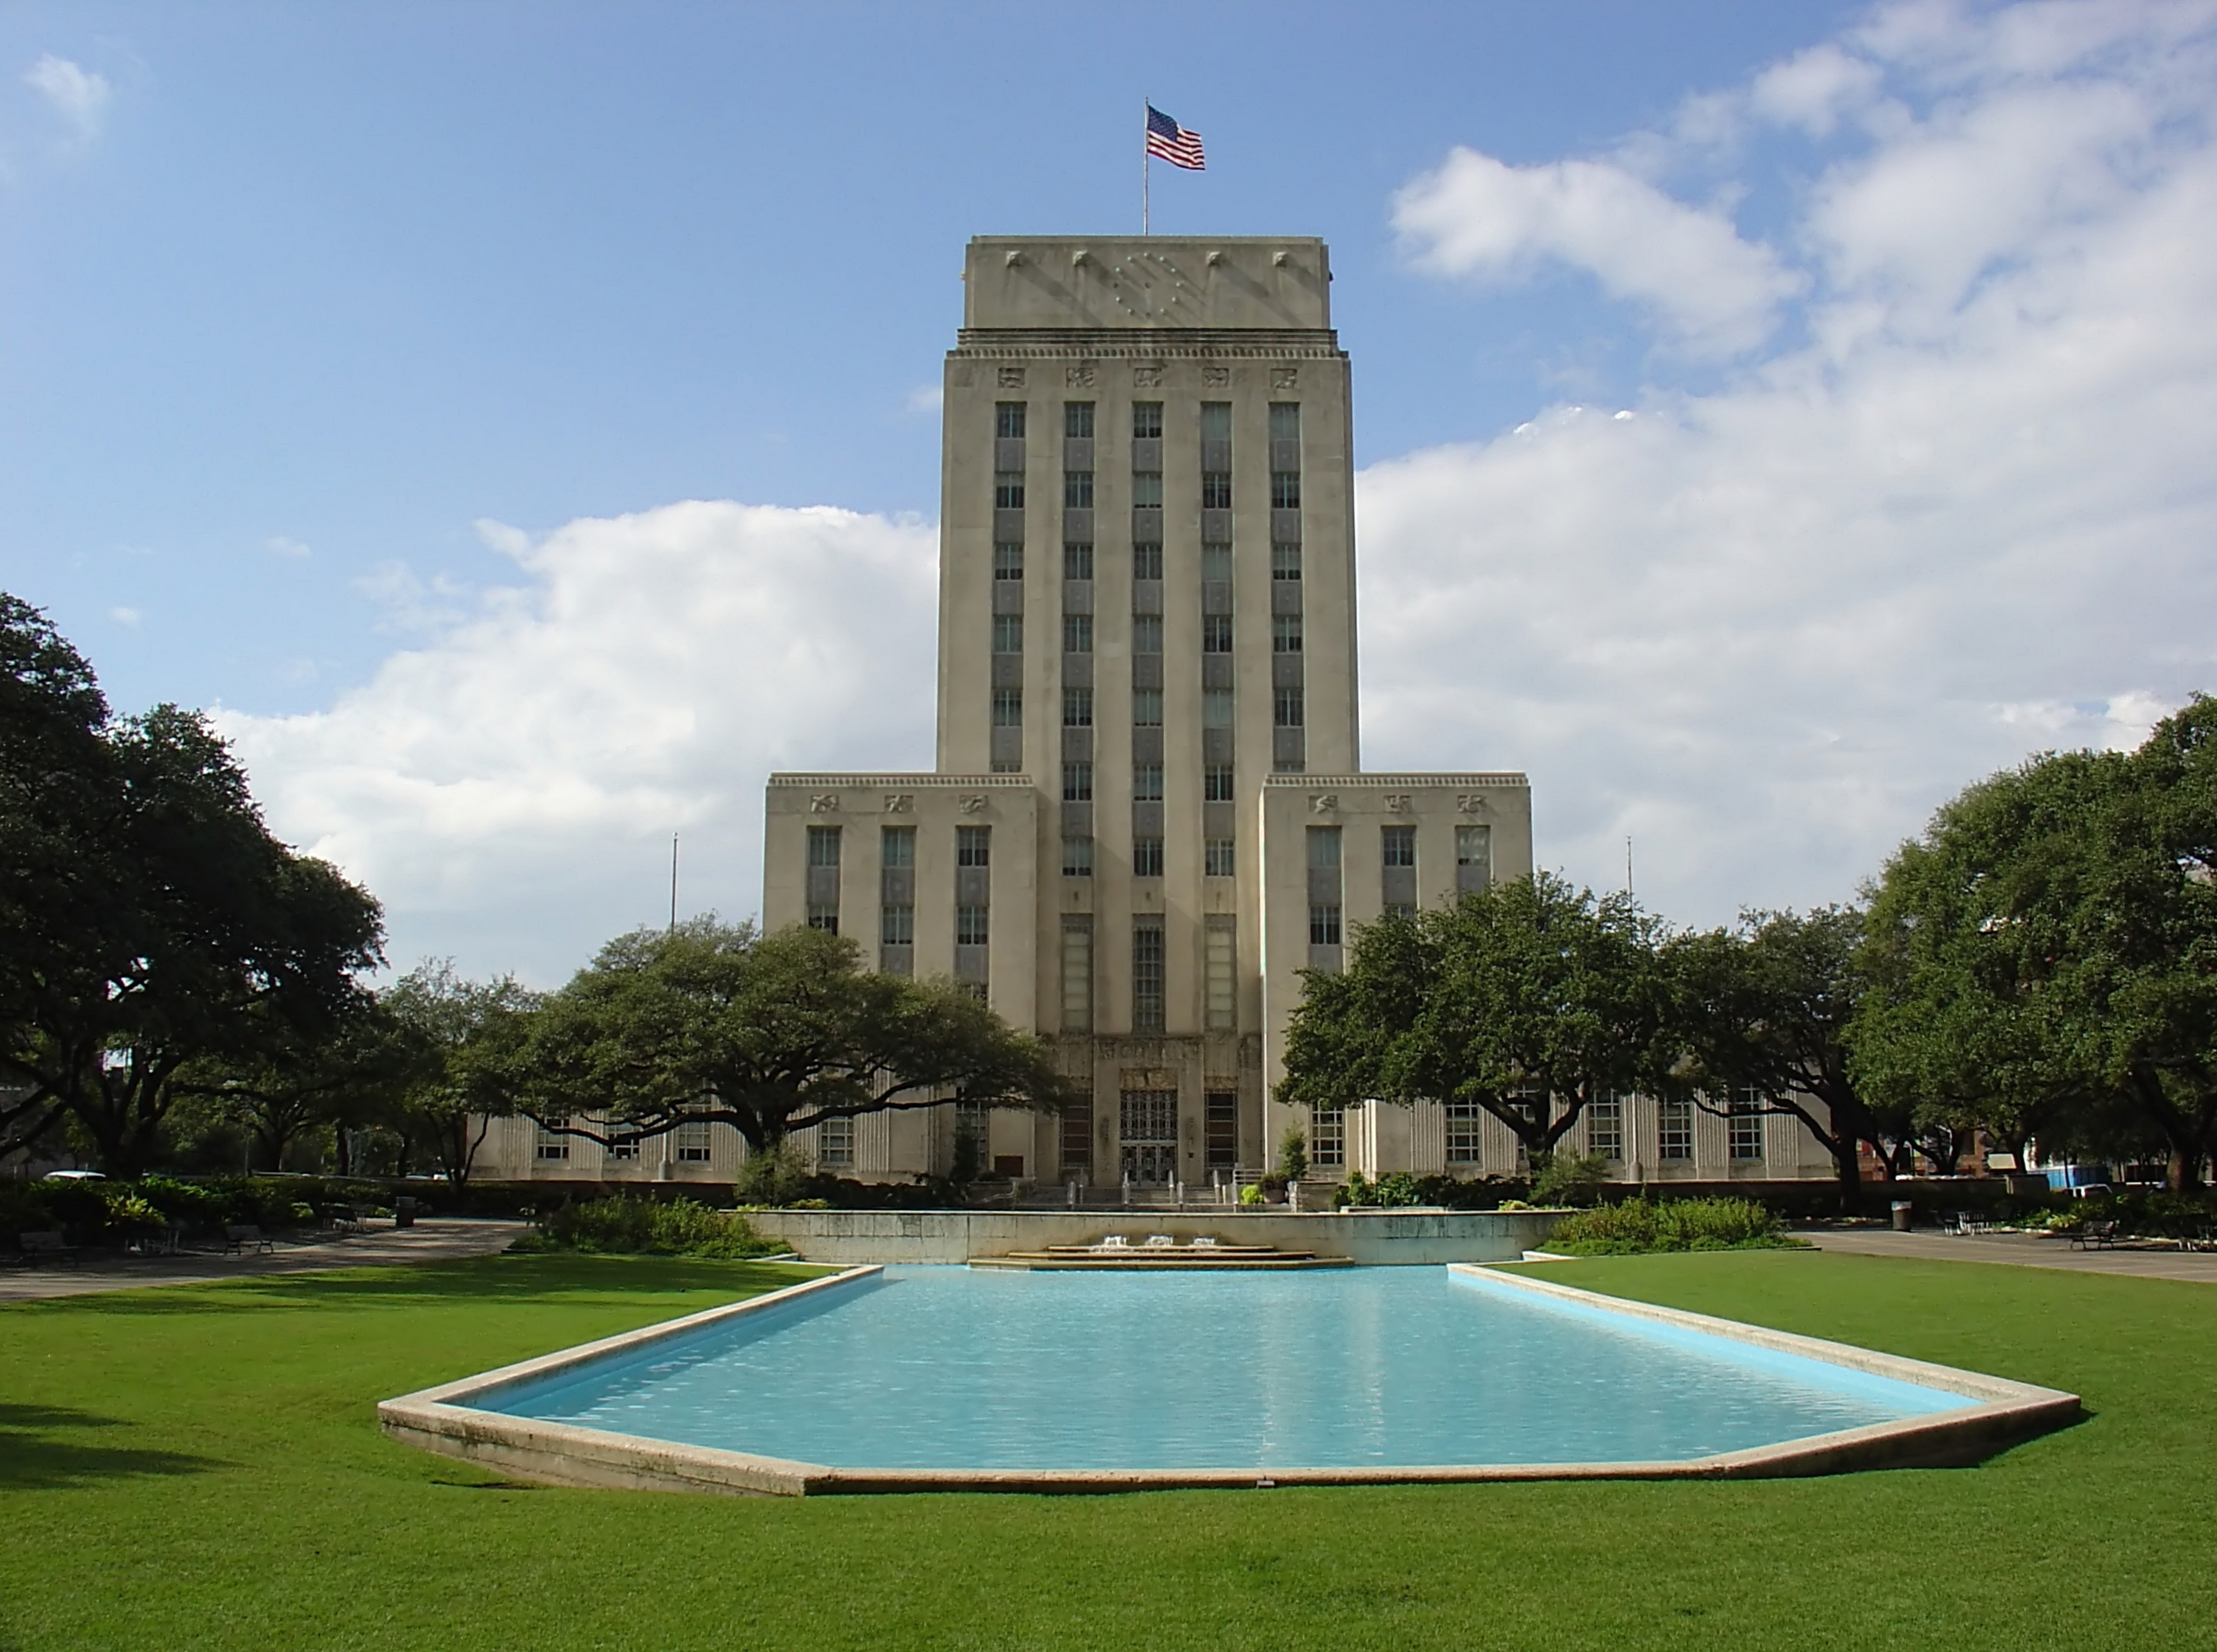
[0,1250,2208,1652]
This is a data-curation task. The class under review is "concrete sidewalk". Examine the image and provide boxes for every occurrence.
[1803,1224,2217,1283]
[0,1217,529,1304]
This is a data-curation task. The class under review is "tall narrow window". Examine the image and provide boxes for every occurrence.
[1132,543,1163,581]
[1269,403,1301,441]
[996,402,1026,439]
[1588,1093,1624,1161]
[1271,471,1301,509]
[1272,543,1302,580]
[1729,1089,1765,1161]
[1204,763,1235,801]
[1131,472,1163,508]
[1205,915,1235,1031]
[535,1117,571,1162]
[1062,687,1093,727]
[1132,837,1164,878]
[1274,687,1305,727]
[1202,614,1234,653]
[676,1118,713,1162]
[1200,543,1232,583]
[991,688,1022,726]
[956,905,990,946]
[957,826,991,867]
[1064,470,1094,509]
[1132,763,1163,801]
[992,614,1023,654]
[1205,1090,1238,1169]
[1132,402,1162,439]
[1308,826,1341,867]
[1064,542,1093,580]
[1132,918,1166,1032]
[881,825,915,867]
[1062,761,1093,802]
[1131,687,1163,726]
[1203,690,1234,728]
[1062,613,1093,654]
[1273,614,1304,653]
[1061,834,1093,876]
[994,471,1025,509]
[1204,837,1236,878]
[994,542,1023,580]
[1065,401,1095,438]
[1381,825,1416,867]
[1202,473,1232,509]
[1456,824,1493,892]
[1061,915,1093,1032]
[1658,1099,1693,1162]
[1200,403,1231,438]
[1308,905,1342,946]
[807,826,841,867]
[817,1115,854,1168]
[1445,1101,1482,1165]
[880,904,914,944]
[807,904,839,933]
[1131,614,1163,654]
[1311,1107,1345,1170]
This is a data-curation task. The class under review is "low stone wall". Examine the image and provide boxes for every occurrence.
[746,1207,1566,1265]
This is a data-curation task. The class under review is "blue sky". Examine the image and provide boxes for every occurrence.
[5,1,2213,982]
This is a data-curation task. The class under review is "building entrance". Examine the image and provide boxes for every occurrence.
[1119,1090,1178,1185]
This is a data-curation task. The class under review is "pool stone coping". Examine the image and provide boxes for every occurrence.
[377,1261,2080,1497]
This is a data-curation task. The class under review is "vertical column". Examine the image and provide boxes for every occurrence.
[1268,401,1305,773]
[806,825,841,932]
[989,399,1027,773]
[955,823,991,995]
[879,824,916,975]
[1306,824,1342,970]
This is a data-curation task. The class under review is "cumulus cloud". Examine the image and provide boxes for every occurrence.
[24,54,111,139]
[1361,0,2217,926]
[266,536,311,559]
[1393,149,1803,355]
[221,502,937,984]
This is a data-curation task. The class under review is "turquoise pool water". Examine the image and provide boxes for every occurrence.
[477,1266,1970,1471]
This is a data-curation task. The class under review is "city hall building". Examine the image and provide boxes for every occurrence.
[475,234,1838,1192]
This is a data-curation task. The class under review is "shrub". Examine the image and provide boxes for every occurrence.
[1529,1151,1610,1208]
[1546,1196,1794,1255]
[527,1195,777,1259]
[1277,1127,1308,1184]
[1238,1182,1266,1207]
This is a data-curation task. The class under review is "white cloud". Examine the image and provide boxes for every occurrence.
[221,501,937,985]
[24,54,111,139]
[1362,0,2217,926]
[1392,149,1803,355]
[107,605,140,628]
[266,536,311,559]
[905,384,944,414]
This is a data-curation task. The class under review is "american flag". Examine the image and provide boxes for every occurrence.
[1145,105,1206,171]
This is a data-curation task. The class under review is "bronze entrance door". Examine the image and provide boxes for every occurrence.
[1118,1090,1178,1184]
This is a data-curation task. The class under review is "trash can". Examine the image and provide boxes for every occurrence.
[1890,1200,1914,1232]
[394,1196,417,1230]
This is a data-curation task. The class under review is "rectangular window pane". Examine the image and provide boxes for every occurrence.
[991,688,1022,726]
[808,904,840,933]
[881,825,915,868]
[1308,904,1342,946]
[535,1116,570,1161]
[996,401,1026,439]
[1132,919,1165,1032]
[1203,689,1234,728]
[1061,915,1093,1032]
[1589,1094,1623,1160]
[1201,472,1233,510]
[1200,401,1231,440]
[1062,761,1093,802]
[994,542,1023,580]
[1729,1089,1765,1160]
[807,826,841,867]
[676,1119,713,1162]
[1131,613,1163,653]
[1205,837,1236,877]
[1064,471,1094,509]
[1271,472,1301,510]
[1445,1101,1482,1165]
[880,904,914,944]
[1274,688,1305,727]
[1272,543,1302,580]
[1062,687,1093,727]
[1062,613,1093,654]
[1132,836,1163,878]
[817,1115,854,1168]
[1381,825,1416,867]
[1659,1099,1693,1161]
[1200,542,1232,583]
[1061,834,1093,876]
[1133,543,1163,581]
[1132,763,1163,801]
[1132,401,1162,439]
[957,826,991,867]
[1205,1090,1237,1168]
[1269,402,1301,441]
[956,905,990,946]
[1131,471,1163,508]
[1307,825,1342,868]
[1273,614,1303,653]
[1205,915,1235,1031]
[1202,614,1233,653]
[1311,1106,1344,1169]
[994,472,1025,509]
[1064,542,1093,581]
[992,614,1023,654]
[1065,401,1094,439]
[1131,687,1162,726]
[1204,763,1235,802]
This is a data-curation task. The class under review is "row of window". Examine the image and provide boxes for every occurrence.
[1306,1095,1771,1170]
[533,1116,859,1169]
[989,607,1303,657]
[808,824,988,870]
[993,400,1299,445]
[995,541,1306,584]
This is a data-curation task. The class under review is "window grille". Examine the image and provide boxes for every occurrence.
[1445,1101,1483,1165]
[1311,1106,1345,1169]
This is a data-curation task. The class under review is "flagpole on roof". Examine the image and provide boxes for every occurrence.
[1141,95,1150,235]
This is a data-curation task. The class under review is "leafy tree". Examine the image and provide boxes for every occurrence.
[1851,696,2217,1191]
[380,961,540,1183]
[500,918,1068,1157]
[1666,907,1891,1212]
[1280,873,1673,1162]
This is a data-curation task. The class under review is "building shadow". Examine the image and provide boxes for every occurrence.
[0,1403,223,1491]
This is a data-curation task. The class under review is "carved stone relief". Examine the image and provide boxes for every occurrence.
[997,366,1026,388]
[809,794,839,814]
[1271,366,1299,391]
[1066,361,1097,389]
[1201,364,1231,388]
[1132,362,1165,388]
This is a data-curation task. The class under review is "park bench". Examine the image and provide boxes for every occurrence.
[16,1230,78,1267]
[224,1224,276,1255]
[2070,1219,2120,1251]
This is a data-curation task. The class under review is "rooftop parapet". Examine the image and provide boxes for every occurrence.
[962,236,1331,333]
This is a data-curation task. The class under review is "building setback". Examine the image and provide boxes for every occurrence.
[761,234,1535,1189]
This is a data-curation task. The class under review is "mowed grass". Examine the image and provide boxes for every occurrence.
[0,1250,2210,1652]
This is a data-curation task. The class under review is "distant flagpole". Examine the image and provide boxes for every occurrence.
[1142,95,1150,235]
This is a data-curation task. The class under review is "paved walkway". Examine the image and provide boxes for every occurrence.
[0,1217,529,1304]
[1803,1224,2217,1283]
